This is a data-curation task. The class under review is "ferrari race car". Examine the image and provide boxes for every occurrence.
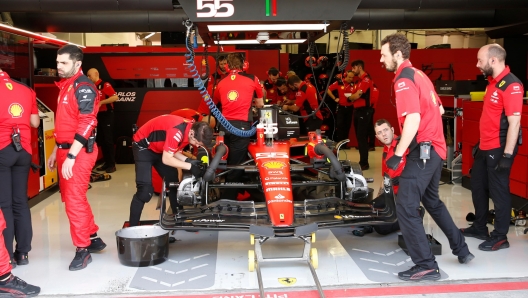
[159,106,398,236]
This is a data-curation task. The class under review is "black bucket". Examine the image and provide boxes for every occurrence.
[115,226,169,267]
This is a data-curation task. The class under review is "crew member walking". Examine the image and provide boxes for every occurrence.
[380,34,473,281]
[47,45,106,271]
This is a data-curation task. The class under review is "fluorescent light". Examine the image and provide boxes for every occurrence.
[266,39,306,44]
[214,40,260,45]
[214,39,307,45]
[208,24,329,32]
[0,23,85,48]
[144,32,156,40]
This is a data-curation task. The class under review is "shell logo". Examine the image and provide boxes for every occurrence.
[8,103,24,118]
[227,90,239,102]
[262,161,286,169]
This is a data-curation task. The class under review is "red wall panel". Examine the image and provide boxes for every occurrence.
[136,90,203,127]
[246,50,280,81]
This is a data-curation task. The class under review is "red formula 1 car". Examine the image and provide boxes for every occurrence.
[159,106,397,235]
[158,106,397,297]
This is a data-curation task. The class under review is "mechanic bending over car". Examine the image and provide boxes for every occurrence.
[129,115,214,227]
[283,75,324,134]
[212,53,263,200]
[380,33,473,282]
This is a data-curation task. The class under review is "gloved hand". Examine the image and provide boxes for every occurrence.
[186,158,206,177]
[189,163,206,177]
[386,155,402,170]
[495,154,513,172]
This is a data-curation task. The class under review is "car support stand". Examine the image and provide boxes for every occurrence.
[248,225,325,298]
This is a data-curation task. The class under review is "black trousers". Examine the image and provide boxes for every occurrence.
[354,107,372,166]
[336,105,353,142]
[470,147,514,238]
[397,147,469,269]
[0,145,32,257]
[129,143,179,227]
[368,108,376,148]
[220,120,252,199]
[96,111,115,167]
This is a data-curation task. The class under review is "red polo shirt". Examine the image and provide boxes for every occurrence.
[479,66,523,150]
[328,81,354,107]
[352,72,372,108]
[0,72,38,154]
[393,60,446,159]
[294,81,323,121]
[133,115,193,155]
[95,79,116,112]
[213,71,263,121]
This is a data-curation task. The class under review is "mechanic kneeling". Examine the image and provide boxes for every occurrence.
[129,115,213,227]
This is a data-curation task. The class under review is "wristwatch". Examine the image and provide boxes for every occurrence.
[67,153,76,160]
[503,153,512,158]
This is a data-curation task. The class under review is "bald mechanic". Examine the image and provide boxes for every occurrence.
[460,44,523,251]
[87,68,118,173]
[130,115,213,226]
[48,45,106,271]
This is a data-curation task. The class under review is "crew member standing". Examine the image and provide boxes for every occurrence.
[283,75,323,133]
[197,55,228,116]
[327,70,355,142]
[213,53,263,200]
[460,44,523,251]
[263,67,280,104]
[87,68,118,173]
[47,45,106,271]
[130,115,213,227]
[0,70,40,267]
[380,34,473,281]
[349,60,373,170]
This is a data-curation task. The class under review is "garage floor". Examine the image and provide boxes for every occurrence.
[20,149,528,297]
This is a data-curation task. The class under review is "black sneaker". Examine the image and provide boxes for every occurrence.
[398,265,441,281]
[0,274,40,297]
[9,258,16,269]
[460,225,489,240]
[105,166,116,173]
[69,248,92,271]
[96,164,108,171]
[14,252,28,266]
[478,237,509,251]
[458,252,475,264]
[87,235,107,253]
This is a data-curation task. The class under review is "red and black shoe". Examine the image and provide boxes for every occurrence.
[398,265,441,281]
[0,274,40,297]
[478,237,509,251]
[69,248,92,271]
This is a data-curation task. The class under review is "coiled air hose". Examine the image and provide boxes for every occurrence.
[184,20,256,137]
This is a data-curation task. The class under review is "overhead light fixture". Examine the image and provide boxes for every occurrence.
[0,23,85,48]
[208,24,329,32]
[214,40,260,45]
[143,32,156,40]
[214,39,306,45]
[266,39,306,44]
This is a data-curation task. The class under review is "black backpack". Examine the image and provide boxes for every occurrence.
[115,136,134,164]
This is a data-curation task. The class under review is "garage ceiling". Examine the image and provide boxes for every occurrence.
[1,0,528,40]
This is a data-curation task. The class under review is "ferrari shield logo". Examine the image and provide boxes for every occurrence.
[499,80,506,88]
[280,214,284,219]
[5,83,12,90]
[278,277,297,286]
